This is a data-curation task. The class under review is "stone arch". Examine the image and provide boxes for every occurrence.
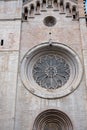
[36,1,40,13]
[66,2,71,14]
[42,0,46,9]
[53,0,58,9]
[33,109,73,130]
[24,7,28,20]
[29,4,35,17]
[72,5,77,19]
[60,0,64,12]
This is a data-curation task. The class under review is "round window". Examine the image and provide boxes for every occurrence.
[33,54,70,89]
[43,16,57,27]
[21,42,83,99]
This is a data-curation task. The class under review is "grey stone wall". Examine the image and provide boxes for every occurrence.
[0,0,22,20]
[15,1,87,130]
[0,0,87,130]
[0,1,22,130]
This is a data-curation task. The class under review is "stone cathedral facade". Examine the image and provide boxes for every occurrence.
[0,0,87,130]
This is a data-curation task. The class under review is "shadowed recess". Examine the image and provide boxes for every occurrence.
[33,109,73,130]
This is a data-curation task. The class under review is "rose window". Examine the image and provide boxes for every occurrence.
[33,55,70,89]
[21,42,83,98]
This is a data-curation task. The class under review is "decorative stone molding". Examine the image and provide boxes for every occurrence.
[21,42,83,99]
[22,0,79,21]
[33,109,73,130]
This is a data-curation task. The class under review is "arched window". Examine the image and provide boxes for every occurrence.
[29,4,34,17]
[72,6,77,19]
[36,1,40,13]
[24,7,28,20]
[42,0,46,8]
[66,2,71,14]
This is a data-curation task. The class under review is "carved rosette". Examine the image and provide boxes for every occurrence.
[33,55,70,89]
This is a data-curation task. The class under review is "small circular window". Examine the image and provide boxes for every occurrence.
[21,42,83,99]
[44,16,56,27]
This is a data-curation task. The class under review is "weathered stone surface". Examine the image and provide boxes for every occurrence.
[0,20,21,51]
[20,17,82,59]
[16,3,87,130]
[15,78,87,130]
[0,51,19,130]
[0,0,87,130]
[0,0,22,19]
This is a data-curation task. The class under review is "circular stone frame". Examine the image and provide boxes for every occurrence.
[21,42,83,99]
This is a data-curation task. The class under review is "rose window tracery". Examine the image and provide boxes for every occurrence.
[33,55,70,89]
[21,42,83,98]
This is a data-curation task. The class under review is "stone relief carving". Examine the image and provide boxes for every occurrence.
[33,55,70,89]
[23,0,78,21]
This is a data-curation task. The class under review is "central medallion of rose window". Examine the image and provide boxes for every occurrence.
[33,55,70,89]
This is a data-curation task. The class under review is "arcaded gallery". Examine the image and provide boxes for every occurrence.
[0,0,87,130]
